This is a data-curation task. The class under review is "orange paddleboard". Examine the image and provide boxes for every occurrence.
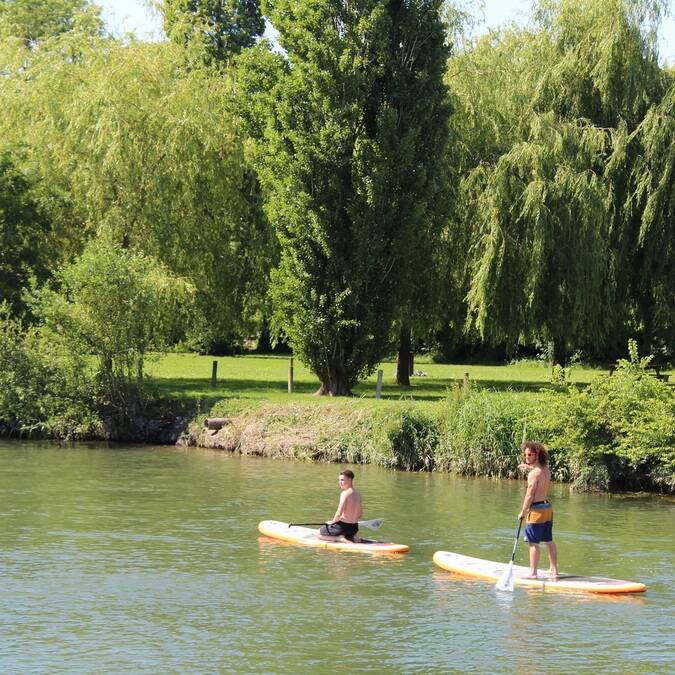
[258,520,410,554]
[433,551,646,594]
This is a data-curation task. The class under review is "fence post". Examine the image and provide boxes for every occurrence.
[375,369,383,399]
[288,357,294,394]
[463,371,469,391]
[210,360,218,387]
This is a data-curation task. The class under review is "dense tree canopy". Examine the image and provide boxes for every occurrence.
[0,0,672,383]
[0,149,53,316]
[250,0,451,394]
[0,33,274,351]
[448,0,674,365]
[162,0,264,64]
[0,0,102,44]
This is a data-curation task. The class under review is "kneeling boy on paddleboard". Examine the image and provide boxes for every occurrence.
[318,470,363,543]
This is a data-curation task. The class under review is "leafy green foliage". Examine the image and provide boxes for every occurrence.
[448,0,673,363]
[436,388,535,477]
[464,114,611,354]
[388,409,439,471]
[0,36,274,352]
[0,304,101,438]
[33,237,195,420]
[253,0,451,394]
[0,0,102,44]
[162,0,264,65]
[0,148,53,317]
[546,341,675,491]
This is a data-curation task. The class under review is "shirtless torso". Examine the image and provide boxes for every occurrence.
[318,470,363,542]
[518,464,552,517]
[333,484,363,524]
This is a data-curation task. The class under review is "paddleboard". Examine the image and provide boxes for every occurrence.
[433,551,646,594]
[258,520,410,554]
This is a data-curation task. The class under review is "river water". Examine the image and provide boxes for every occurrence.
[1,442,673,673]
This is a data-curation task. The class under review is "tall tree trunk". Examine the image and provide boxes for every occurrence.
[552,337,567,369]
[316,357,353,396]
[396,325,411,387]
[257,316,273,353]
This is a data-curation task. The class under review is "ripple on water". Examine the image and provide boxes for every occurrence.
[0,442,673,672]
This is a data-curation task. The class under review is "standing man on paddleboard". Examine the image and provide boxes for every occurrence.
[318,470,363,543]
[517,441,559,579]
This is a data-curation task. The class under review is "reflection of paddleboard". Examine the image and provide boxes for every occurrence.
[433,551,646,594]
[258,520,410,554]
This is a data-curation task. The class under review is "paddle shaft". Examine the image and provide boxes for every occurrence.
[509,518,524,562]
[288,518,383,530]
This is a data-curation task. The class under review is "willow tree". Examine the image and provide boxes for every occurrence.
[465,115,611,365]
[607,82,675,355]
[453,0,671,365]
[0,149,53,317]
[530,0,670,358]
[0,0,102,45]
[0,35,273,351]
[253,0,451,395]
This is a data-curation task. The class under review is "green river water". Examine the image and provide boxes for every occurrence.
[1,441,673,673]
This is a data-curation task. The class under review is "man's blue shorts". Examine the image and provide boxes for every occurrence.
[524,501,553,544]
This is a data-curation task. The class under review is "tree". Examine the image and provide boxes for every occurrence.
[162,0,264,64]
[464,114,611,366]
[607,80,675,356]
[0,148,53,317]
[34,237,195,419]
[0,0,102,45]
[253,0,451,394]
[0,36,274,351]
[449,0,672,366]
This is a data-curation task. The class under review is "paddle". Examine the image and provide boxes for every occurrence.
[288,518,384,531]
[495,517,524,592]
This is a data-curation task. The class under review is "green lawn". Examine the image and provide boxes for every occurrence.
[146,353,625,407]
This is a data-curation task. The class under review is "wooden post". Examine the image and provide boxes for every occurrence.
[288,357,294,393]
[463,371,469,391]
[376,369,383,399]
[211,360,218,387]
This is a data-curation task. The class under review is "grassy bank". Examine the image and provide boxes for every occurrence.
[3,345,672,493]
[162,354,673,494]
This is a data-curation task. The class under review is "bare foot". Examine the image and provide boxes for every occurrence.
[547,570,559,580]
[524,574,538,579]
[352,536,362,543]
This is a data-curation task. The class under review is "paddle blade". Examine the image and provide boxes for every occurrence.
[359,518,384,530]
[495,561,515,592]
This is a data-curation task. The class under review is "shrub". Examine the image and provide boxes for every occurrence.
[387,409,439,471]
[546,344,675,492]
[0,305,102,439]
[436,387,534,477]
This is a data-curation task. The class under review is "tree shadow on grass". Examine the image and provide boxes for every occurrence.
[152,375,585,403]
[151,376,321,399]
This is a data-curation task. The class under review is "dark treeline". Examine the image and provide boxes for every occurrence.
[1,0,673,397]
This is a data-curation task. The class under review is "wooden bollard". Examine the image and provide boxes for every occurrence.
[376,369,383,399]
[463,371,469,391]
[288,357,294,394]
[211,360,218,387]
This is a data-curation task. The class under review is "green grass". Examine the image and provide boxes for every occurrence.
[145,353,630,408]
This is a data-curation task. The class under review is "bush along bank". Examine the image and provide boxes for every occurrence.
[183,357,674,494]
